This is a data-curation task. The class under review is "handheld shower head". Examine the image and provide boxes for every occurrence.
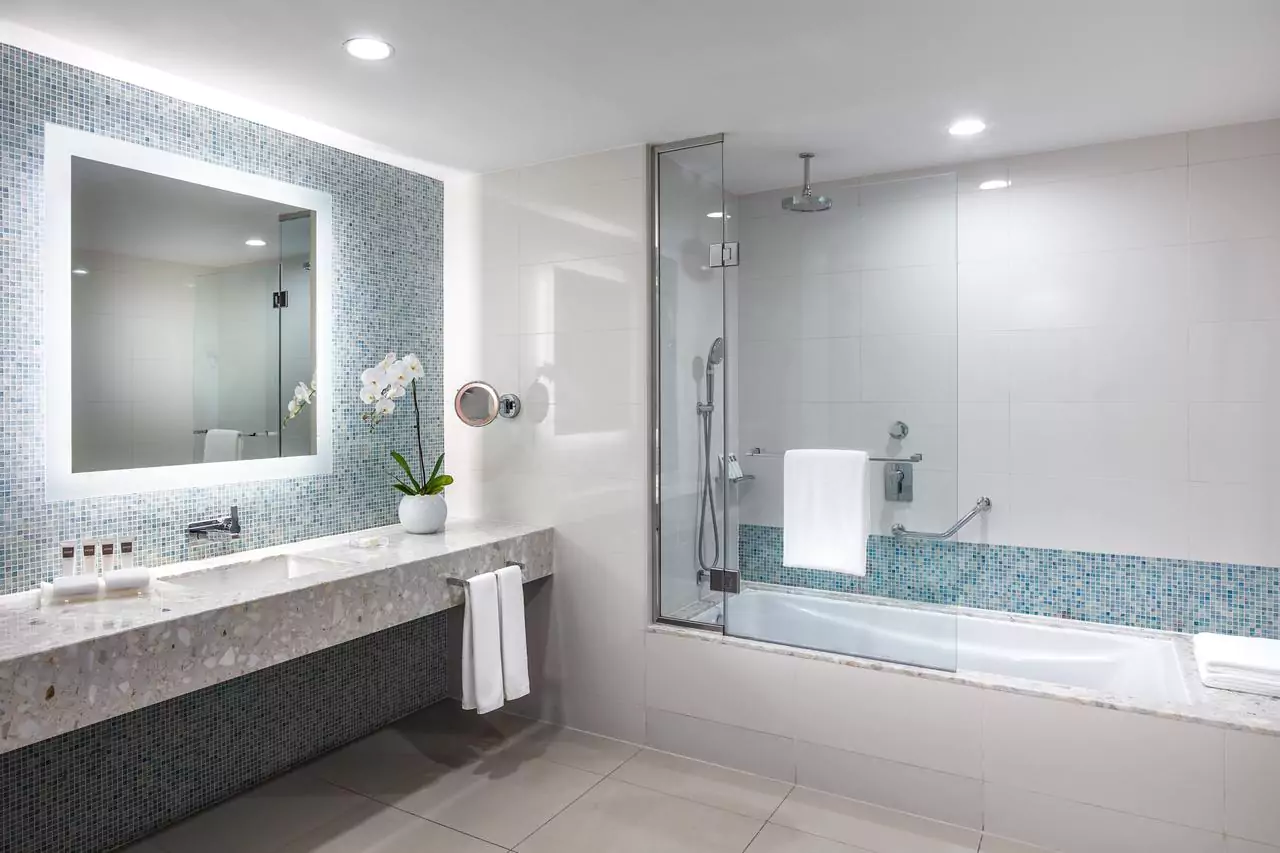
[707,337,725,371]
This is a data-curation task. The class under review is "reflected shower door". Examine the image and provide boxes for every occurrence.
[653,136,732,627]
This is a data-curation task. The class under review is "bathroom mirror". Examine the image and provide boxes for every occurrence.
[44,125,333,499]
[455,382,500,427]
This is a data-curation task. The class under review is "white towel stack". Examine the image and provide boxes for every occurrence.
[782,449,870,576]
[461,565,529,714]
[1194,633,1280,698]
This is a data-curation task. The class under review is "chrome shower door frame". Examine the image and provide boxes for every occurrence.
[649,133,728,632]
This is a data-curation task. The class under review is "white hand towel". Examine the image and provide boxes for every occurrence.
[1194,633,1280,697]
[461,573,504,714]
[202,429,242,463]
[783,449,869,576]
[496,564,530,701]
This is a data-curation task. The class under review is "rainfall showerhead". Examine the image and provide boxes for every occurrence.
[782,153,832,213]
[707,337,725,370]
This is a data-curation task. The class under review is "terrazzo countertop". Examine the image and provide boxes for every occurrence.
[659,581,1280,737]
[0,519,553,754]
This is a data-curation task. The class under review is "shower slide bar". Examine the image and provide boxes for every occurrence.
[745,447,923,464]
[891,497,992,540]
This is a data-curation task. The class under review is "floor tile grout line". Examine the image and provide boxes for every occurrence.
[307,772,509,851]
[740,782,796,853]
[506,766,613,851]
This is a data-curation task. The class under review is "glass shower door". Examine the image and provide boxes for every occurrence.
[653,136,732,626]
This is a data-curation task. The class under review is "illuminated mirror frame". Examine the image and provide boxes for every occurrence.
[43,123,333,499]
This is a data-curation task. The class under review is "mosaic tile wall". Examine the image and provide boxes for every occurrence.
[739,524,1280,638]
[0,609,448,853]
[0,44,444,595]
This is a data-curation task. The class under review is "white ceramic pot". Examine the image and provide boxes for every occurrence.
[398,493,447,534]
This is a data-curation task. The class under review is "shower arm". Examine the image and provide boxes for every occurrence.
[891,497,992,540]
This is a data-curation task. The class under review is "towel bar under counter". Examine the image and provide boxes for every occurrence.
[744,447,923,464]
[444,560,525,587]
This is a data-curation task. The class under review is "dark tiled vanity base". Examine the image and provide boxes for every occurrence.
[0,610,448,853]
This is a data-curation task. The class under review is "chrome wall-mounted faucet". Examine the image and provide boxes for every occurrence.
[187,505,242,541]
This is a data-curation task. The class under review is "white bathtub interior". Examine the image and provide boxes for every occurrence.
[714,587,1188,705]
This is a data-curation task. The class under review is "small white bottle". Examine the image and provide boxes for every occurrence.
[59,541,77,577]
[119,537,135,569]
[101,539,116,573]
[81,540,98,576]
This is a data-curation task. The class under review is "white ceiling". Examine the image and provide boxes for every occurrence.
[9,0,1280,193]
[73,158,307,267]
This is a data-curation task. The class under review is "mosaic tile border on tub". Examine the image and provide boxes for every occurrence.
[0,44,444,594]
[738,524,1280,638]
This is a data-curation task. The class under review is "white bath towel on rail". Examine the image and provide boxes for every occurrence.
[495,563,530,701]
[202,429,241,463]
[783,449,869,576]
[461,573,505,714]
[1194,633,1280,698]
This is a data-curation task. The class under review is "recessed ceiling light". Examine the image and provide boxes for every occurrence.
[71,268,88,276]
[949,118,987,137]
[706,211,731,219]
[344,37,393,61]
[245,238,267,247]
[978,179,1010,190]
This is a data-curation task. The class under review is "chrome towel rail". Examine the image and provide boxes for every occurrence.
[444,560,525,587]
[745,447,922,464]
[892,497,992,540]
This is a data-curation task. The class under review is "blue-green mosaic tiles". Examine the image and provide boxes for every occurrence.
[0,44,443,593]
[739,524,1280,638]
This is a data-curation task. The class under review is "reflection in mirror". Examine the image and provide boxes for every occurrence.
[70,158,317,473]
[454,382,499,427]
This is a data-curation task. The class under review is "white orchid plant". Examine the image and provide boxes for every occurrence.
[360,352,452,497]
[282,377,317,427]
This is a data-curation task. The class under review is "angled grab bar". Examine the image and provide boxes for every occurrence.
[891,497,992,540]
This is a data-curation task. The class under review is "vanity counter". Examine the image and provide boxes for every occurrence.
[0,520,553,754]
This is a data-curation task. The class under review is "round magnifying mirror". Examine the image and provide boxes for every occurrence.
[454,381,500,427]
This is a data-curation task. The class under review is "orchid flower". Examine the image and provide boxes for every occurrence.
[357,350,450,498]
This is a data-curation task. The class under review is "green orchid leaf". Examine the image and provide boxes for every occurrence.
[424,474,454,495]
[390,451,422,492]
[428,452,445,484]
[391,482,418,497]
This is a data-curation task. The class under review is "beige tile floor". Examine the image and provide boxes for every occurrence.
[123,701,1046,853]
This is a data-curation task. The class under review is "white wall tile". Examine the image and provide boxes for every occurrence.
[1191,119,1280,164]
[958,192,1010,263]
[960,247,1189,332]
[1009,402,1187,480]
[1226,731,1280,846]
[959,402,1010,474]
[1009,474,1189,558]
[1006,133,1187,186]
[1189,402,1280,484]
[1187,482,1280,566]
[645,707,796,783]
[519,329,643,408]
[520,146,645,193]
[792,658,982,777]
[1005,167,1188,257]
[859,195,957,270]
[861,334,957,402]
[983,691,1225,831]
[519,253,645,334]
[958,333,1012,402]
[743,214,804,278]
[1190,155,1280,242]
[740,276,802,341]
[1191,238,1280,321]
[984,783,1226,853]
[793,740,983,829]
[518,176,646,266]
[645,632,796,737]
[1228,840,1280,853]
[861,265,956,335]
[800,204,862,275]
[828,401,956,470]
[1007,326,1187,403]
[1190,321,1280,402]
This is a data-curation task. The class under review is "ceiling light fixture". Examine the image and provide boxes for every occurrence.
[344,37,394,61]
[245,238,267,247]
[949,118,987,137]
[978,179,1011,190]
[706,211,731,219]
[71,268,88,276]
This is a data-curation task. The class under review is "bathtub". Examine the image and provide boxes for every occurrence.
[710,587,1188,704]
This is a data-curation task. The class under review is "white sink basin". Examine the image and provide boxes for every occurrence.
[160,554,354,592]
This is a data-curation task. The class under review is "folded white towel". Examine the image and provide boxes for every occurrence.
[1194,633,1280,698]
[202,429,241,463]
[496,564,530,701]
[461,573,504,714]
[783,449,869,576]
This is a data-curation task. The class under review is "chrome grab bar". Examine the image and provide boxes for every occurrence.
[745,447,922,464]
[444,561,525,587]
[892,497,992,540]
